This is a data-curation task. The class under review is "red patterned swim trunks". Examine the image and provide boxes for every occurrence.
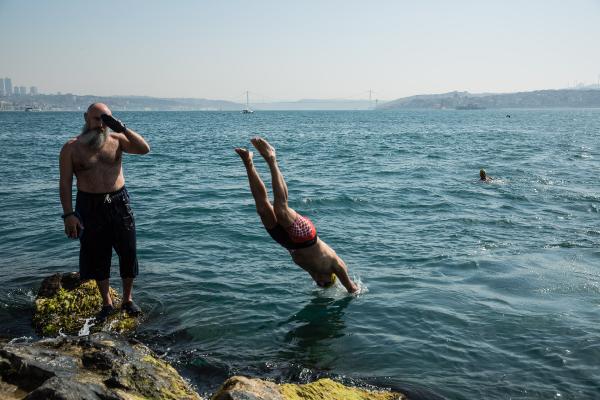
[286,214,317,243]
[265,213,318,250]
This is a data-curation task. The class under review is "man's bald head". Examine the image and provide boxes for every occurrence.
[80,103,111,149]
[87,102,111,114]
[86,103,111,118]
[84,103,112,129]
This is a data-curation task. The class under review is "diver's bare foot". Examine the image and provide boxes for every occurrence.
[235,147,254,164]
[251,137,276,162]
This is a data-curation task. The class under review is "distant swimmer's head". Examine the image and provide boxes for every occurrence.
[316,273,337,288]
[480,169,487,180]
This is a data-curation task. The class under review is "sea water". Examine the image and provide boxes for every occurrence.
[0,109,599,399]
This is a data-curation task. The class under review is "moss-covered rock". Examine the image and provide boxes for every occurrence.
[281,378,404,400]
[33,272,139,336]
[211,375,283,400]
[212,376,405,400]
[0,333,203,400]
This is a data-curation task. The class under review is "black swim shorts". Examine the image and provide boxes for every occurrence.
[75,186,138,281]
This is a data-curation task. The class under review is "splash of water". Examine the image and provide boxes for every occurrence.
[320,274,368,297]
[352,275,368,296]
[78,317,96,336]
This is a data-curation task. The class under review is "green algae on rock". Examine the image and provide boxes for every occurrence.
[281,378,404,400]
[33,272,139,336]
[211,376,283,400]
[211,376,405,400]
[0,332,203,400]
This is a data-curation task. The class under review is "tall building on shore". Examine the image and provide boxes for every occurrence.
[0,78,5,96]
[4,78,12,95]
[30,86,38,95]
[13,87,21,96]
[19,86,26,95]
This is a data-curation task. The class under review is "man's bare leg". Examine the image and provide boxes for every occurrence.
[235,147,277,228]
[93,279,116,322]
[251,137,297,227]
[120,277,142,315]
[122,278,133,303]
[96,279,113,307]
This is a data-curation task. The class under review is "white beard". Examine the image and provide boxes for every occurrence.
[79,125,108,150]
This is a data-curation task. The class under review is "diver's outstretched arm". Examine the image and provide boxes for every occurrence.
[333,258,358,293]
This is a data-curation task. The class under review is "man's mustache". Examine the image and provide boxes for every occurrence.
[82,126,107,135]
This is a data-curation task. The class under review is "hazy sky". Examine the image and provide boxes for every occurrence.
[1,0,599,101]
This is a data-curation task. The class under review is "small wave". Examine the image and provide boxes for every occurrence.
[301,195,367,205]
[536,178,562,186]
[535,281,600,296]
[544,242,591,249]
[8,336,34,344]
[3,288,36,303]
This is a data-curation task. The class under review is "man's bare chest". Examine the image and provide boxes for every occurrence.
[73,147,122,172]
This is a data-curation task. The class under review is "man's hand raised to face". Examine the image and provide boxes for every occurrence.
[101,114,127,133]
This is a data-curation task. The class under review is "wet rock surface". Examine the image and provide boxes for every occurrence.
[211,376,405,400]
[0,333,202,400]
[211,376,284,400]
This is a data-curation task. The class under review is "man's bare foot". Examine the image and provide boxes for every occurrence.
[235,147,254,164]
[250,137,276,162]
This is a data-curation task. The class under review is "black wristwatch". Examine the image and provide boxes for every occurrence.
[61,211,76,220]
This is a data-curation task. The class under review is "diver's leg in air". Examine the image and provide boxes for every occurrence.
[235,147,277,228]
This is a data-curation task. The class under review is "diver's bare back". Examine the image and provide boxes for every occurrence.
[70,133,124,193]
[290,238,339,274]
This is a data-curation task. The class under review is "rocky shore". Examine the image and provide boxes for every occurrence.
[0,273,405,400]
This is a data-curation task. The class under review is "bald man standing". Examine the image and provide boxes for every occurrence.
[59,103,150,322]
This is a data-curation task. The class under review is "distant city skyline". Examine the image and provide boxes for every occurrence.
[1,0,599,101]
[0,77,38,96]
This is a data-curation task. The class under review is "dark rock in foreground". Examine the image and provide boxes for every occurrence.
[0,334,405,400]
[0,333,202,399]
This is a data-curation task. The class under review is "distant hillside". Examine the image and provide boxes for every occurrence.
[5,88,599,112]
[379,89,600,109]
[252,99,374,110]
[0,94,377,111]
[0,94,242,111]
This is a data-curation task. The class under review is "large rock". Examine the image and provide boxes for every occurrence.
[33,272,138,336]
[0,333,203,400]
[211,376,284,400]
[212,376,405,400]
